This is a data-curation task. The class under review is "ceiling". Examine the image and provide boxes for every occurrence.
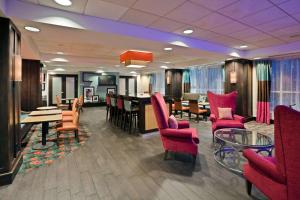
[2,0,300,73]
[18,0,300,49]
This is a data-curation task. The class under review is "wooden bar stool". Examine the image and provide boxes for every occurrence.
[123,99,139,134]
[109,96,117,123]
[105,94,111,122]
[116,96,124,127]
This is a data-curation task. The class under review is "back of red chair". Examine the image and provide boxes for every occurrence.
[151,93,169,130]
[207,91,237,118]
[117,97,123,110]
[106,95,111,106]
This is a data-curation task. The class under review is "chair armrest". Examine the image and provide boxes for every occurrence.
[243,149,285,184]
[177,120,190,129]
[160,128,199,144]
[234,114,245,123]
[209,114,217,122]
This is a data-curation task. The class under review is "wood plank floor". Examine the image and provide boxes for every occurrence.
[0,107,267,200]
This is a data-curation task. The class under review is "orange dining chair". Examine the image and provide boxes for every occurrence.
[62,98,78,116]
[56,111,79,143]
[56,95,68,110]
[188,100,207,122]
[174,98,189,118]
[78,95,84,113]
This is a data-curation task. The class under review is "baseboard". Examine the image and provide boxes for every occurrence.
[0,153,23,186]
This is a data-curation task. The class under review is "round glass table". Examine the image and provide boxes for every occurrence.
[214,128,273,175]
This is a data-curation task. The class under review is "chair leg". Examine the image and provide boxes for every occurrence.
[164,150,169,160]
[189,112,191,119]
[56,131,60,146]
[180,111,183,118]
[74,130,79,142]
[106,107,109,121]
[246,180,252,196]
[192,155,197,164]
[197,114,199,122]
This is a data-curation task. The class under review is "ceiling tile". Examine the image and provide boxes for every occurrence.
[193,13,233,29]
[228,28,264,40]
[207,35,245,47]
[100,0,137,7]
[119,9,160,27]
[209,21,249,35]
[278,0,300,15]
[190,0,239,10]
[133,0,185,16]
[255,37,286,48]
[166,1,211,24]
[218,0,273,19]
[240,6,288,26]
[85,0,129,20]
[256,16,298,32]
[37,0,88,13]
[242,33,272,43]
[268,0,290,4]
[293,13,300,21]
[148,18,184,32]
[20,0,39,3]
[270,25,300,38]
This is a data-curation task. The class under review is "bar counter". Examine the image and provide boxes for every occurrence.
[121,94,171,133]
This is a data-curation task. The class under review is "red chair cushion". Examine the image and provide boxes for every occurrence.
[214,119,244,129]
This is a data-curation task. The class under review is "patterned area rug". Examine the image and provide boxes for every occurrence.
[19,123,91,173]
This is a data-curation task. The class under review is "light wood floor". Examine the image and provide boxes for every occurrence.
[0,107,267,200]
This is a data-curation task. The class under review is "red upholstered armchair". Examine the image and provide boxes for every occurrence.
[151,93,199,162]
[243,105,300,200]
[207,91,245,141]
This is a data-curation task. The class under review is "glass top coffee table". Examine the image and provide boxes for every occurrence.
[214,128,273,175]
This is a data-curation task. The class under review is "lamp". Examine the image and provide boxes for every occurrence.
[120,50,153,68]
[230,62,237,84]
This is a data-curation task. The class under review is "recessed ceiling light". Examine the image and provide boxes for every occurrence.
[239,45,248,49]
[160,66,168,69]
[183,29,193,34]
[54,0,72,6]
[253,57,261,60]
[54,68,65,71]
[44,60,51,63]
[130,71,137,74]
[164,47,173,51]
[24,26,40,32]
[57,52,64,55]
[96,70,104,73]
[230,52,240,58]
[51,58,69,62]
[164,61,171,64]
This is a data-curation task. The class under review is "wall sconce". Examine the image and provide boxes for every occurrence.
[13,55,22,81]
[230,62,237,84]
[167,76,171,85]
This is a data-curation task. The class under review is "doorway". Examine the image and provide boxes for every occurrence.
[119,76,137,96]
[49,74,78,105]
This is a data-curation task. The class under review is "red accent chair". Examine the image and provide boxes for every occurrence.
[151,93,199,162]
[207,91,245,141]
[243,105,300,200]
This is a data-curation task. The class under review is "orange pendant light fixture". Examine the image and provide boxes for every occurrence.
[120,50,153,68]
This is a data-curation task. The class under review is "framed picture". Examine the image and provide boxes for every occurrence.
[92,95,99,102]
[42,83,45,91]
[107,88,116,94]
[83,86,94,103]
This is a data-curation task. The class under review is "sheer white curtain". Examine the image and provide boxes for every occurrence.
[150,71,165,95]
[190,65,224,94]
[271,58,300,112]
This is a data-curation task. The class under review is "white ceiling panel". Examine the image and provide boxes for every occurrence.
[242,33,272,43]
[256,16,298,32]
[277,0,300,15]
[166,1,211,24]
[20,0,38,3]
[119,9,160,27]
[209,21,249,35]
[255,37,286,48]
[229,28,264,41]
[190,0,239,10]
[218,0,273,19]
[100,0,137,7]
[132,0,185,16]
[268,0,290,4]
[37,0,88,14]
[270,25,300,38]
[193,13,233,29]
[148,17,184,32]
[85,0,129,20]
[240,6,288,26]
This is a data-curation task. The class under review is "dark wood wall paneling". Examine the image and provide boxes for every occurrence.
[21,59,42,111]
[0,17,23,186]
[224,59,253,118]
[165,69,183,98]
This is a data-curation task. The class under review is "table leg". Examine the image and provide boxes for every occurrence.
[32,121,55,150]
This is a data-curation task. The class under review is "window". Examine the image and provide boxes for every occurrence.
[270,59,300,112]
[149,71,165,95]
[190,65,224,94]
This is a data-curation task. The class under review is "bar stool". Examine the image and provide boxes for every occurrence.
[109,96,117,123]
[105,94,111,121]
[123,99,139,134]
[174,98,189,118]
[116,96,124,127]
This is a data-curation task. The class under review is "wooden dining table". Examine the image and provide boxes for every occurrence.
[29,109,62,116]
[21,114,62,150]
